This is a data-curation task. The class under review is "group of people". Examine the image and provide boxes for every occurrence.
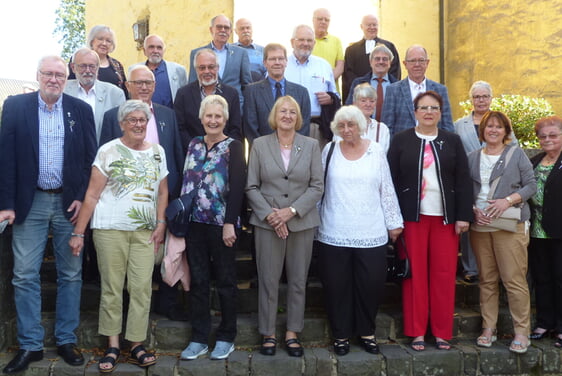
[0,8,561,376]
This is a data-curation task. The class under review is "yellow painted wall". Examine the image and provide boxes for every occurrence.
[445,0,562,119]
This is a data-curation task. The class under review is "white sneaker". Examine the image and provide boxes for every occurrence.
[180,342,208,360]
[210,341,235,360]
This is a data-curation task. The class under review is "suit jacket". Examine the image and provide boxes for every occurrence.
[132,60,188,102]
[344,71,398,105]
[99,103,184,198]
[243,79,311,144]
[64,79,126,144]
[173,81,242,154]
[381,78,454,136]
[342,37,401,101]
[0,93,97,224]
[246,133,324,232]
[188,43,251,106]
[530,152,562,238]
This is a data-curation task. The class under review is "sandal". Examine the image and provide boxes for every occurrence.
[285,338,303,357]
[360,337,380,354]
[128,345,156,368]
[509,337,530,354]
[410,339,425,352]
[555,337,562,348]
[476,329,497,348]
[436,341,451,350]
[260,337,277,356]
[333,339,350,356]
[98,347,120,373]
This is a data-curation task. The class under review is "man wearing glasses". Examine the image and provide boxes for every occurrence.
[187,14,251,109]
[0,55,97,374]
[174,49,242,154]
[65,48,126,144]
[382,45,454,136]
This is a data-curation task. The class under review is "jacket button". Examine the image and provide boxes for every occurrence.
[284,176,288,180]
[284,194,288,198]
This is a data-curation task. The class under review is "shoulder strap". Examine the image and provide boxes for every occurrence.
[321,142,336,203]
[487,146,517,199]
[151,143,161,162]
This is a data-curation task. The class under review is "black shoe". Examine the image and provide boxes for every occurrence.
[360,337,380,354]
[260,337,277,356]
[57,343,84,366]
[333,339,350,356]
[285,338,303,357]
[3,349,43,374]
[463,274,479,284]
[529,328,551,340]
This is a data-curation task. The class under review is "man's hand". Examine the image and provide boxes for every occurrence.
[0,210,16,225]
[315,91,333,106]
[67,200,82,225]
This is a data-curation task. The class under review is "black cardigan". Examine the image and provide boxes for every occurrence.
[530,152,562,239]
[388,128,473,224]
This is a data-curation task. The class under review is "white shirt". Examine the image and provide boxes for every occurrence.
[76,84,97,112]
[408,77,426,101]
[317,141,403,248]
[285,54,338,117]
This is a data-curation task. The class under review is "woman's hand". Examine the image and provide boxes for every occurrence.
[149,223,166,254]
[275,223,289,239]
[455,220,470,235]
[485,198,511,219]
[69,235,84,257]
[223,223,237,247]
[389,228,403,243]
[266,207,295,228]
[473,207,492,226]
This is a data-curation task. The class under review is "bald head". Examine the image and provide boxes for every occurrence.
[235,18,253,46]
[361,14,379,40]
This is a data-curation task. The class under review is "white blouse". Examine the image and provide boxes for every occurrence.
[317,141,403,248]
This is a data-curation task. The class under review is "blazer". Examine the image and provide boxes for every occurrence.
[132,60,188,102]
[530,152,562,238]
[388,128,473,224]
[246,133,324,232]
[0,93,97,224]
[188,43,251,106]
[342,37,401,101]
[243,78,311,144]
[64,79,126,143]
[467,145,536,222]
[99,103,184,198]
[173,81,242,154]
[454,112,518,154]
[344,71,398,105]
[381,78,455,136]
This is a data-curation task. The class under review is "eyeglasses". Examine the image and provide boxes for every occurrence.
[266,57,286,63]
[472,95,491,100]
[124,117,148,126]
[406,58,428,65]
[95,37,113,44]
[373,56,390,62]
[279,109,297,116]
[75,64,98,71]
[315,17,330,22]
[416,105,441,112]
[196,64,218,71]
[39,71,66,81]
[214,24,231,31]
[537,133,562,140]
[129,80,155,87]
[336,122,358,129]
[294,38,314,44]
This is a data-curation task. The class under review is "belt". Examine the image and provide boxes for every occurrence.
[37,187,63,194]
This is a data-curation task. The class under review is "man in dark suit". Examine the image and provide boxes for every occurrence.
[345,44,398,121]
[343,14,401,102]
[175,48,242,154]
[243,43,311,145]
[0,55,97,374]
[381,44,454,136]
[188,14,251,108]
[100,64,186,321]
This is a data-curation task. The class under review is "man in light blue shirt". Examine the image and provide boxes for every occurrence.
[234,18,266,82]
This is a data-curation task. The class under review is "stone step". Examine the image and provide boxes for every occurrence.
[1,336,560,376]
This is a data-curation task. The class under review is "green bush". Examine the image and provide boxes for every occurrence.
[459,94,554,148]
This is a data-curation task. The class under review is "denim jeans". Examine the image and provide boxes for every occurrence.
[12,191,82,350]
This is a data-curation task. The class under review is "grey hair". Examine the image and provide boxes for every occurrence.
[87,25,116,53]
[469,80,493,98]
[210,15,231,27]
[199,95,229,121]
[72,47,100,65]
[37,55,68,75]
[353,82,377,103]
[370,44,394,62]
[128,64,155,79]
[330,105,367,137]
[118,100,151,124]
[143,34,166,50]
[193,48,218,68]
[292,24,314,39]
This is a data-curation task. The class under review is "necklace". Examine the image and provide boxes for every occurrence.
[484,146,505,156]
[281,143,292,149]
[542,153,560,165]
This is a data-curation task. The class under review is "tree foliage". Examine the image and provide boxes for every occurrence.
[53,0,86,60]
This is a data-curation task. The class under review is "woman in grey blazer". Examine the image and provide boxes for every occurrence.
[246,96,323,357]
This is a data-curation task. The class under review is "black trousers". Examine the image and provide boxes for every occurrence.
[318,242,387,339]
[529,237,562,333]
[187,222,238,343]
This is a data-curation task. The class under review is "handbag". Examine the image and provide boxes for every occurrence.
[165,189,198,237]
[386,235,411,282]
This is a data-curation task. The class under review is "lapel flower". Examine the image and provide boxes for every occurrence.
[296,145,302,153]
[159,121,166,132]
[67,112,76,132]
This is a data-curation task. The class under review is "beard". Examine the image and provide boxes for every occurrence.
[293,48,311,61]
[148,55,162,65]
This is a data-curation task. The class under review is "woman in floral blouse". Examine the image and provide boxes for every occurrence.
[180,95,246,361]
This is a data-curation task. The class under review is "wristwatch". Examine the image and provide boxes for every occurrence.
[289,206,297,215]
[505,196,513,205]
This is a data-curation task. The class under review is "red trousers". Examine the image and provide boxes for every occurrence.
[402,215,458,339]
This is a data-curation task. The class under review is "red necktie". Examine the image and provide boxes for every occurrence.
[375,77,384,122]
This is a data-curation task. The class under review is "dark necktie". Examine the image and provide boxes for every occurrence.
[375,77,384,122]
[275,82,282,100]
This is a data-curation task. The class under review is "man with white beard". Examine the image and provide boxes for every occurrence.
[64,47,125,144]
[134,34,187,108]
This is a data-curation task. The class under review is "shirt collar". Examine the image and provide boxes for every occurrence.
[78,82,97,96]
[408,77,426,89]
[38,92,63,111]
[371,73,390,82]
[291,53,309,66]
[211,41,229,52]
[236,41,256,49]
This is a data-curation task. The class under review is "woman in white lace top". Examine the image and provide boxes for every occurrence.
[316,105,403,356]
